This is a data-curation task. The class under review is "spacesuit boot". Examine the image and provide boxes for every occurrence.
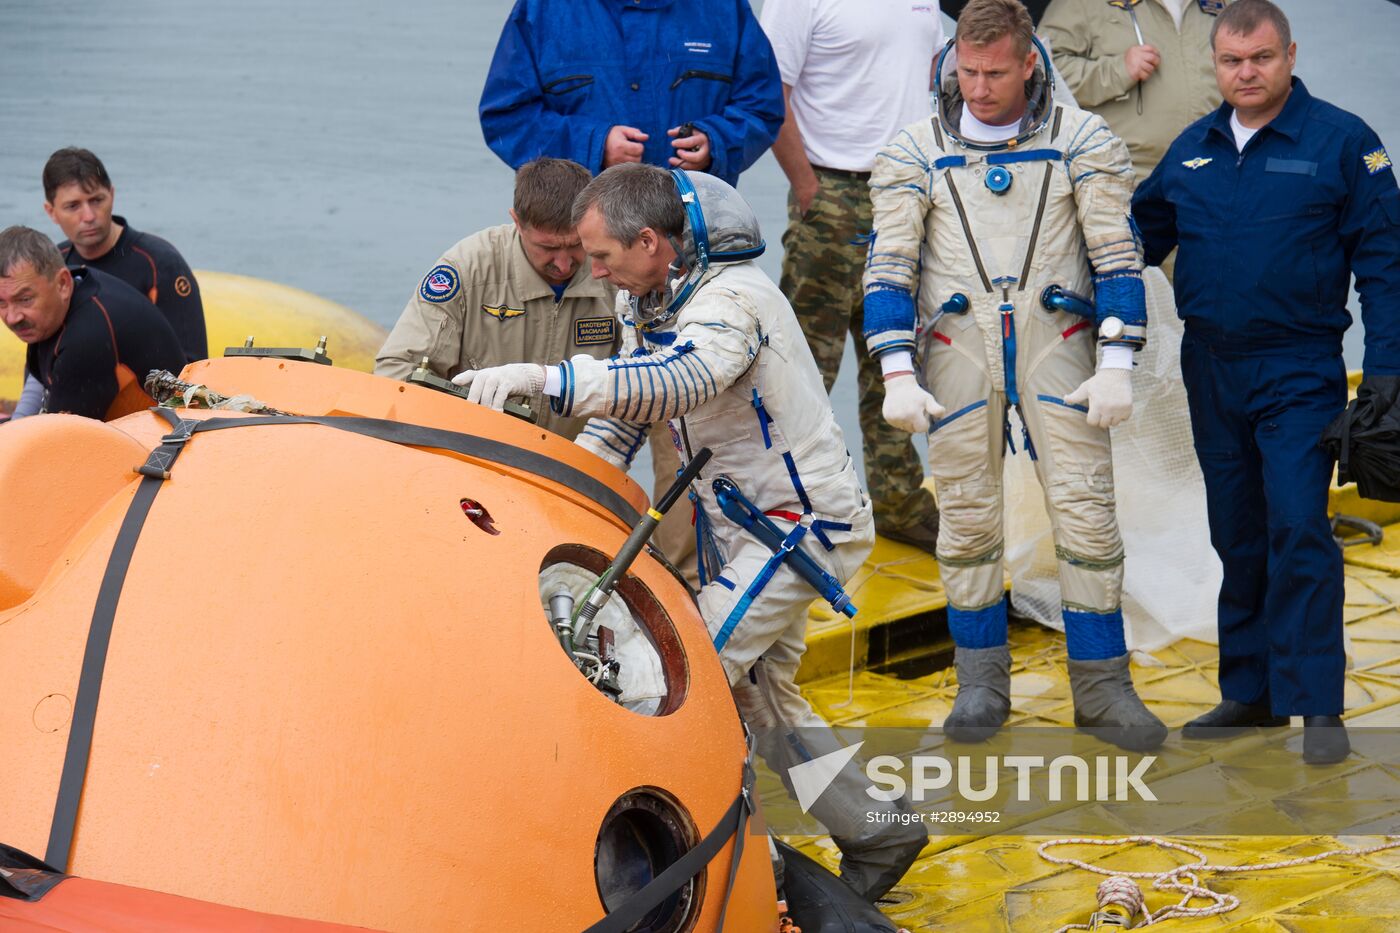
[942,644,1012,743]
[1068,654,1167,751]
[735,657,927,904]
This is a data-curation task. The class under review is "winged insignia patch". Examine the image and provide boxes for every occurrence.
[481,304,526,320]
[1182,157,1213,170]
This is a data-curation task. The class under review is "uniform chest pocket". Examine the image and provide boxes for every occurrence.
[668,67,733,92]
[1252,168,1334,224]
[1093,14,1134,57]
[1265,158,1318,176]
[542,71,595,113]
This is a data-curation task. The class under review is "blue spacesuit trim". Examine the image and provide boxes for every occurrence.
[1093,272,1148,327]
[867,336,917,357]
[1037,394,1089,414]
[862,286,916,340]
[932,399,988,432]
[581,427,632,460]
[948,598,1008,649]
[1063,607,1127,661]
[641,328,678,346]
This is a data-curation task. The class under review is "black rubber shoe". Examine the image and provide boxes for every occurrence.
[877,513,939,556]
[1303,715,1351,765]
[1181,699,1289,739]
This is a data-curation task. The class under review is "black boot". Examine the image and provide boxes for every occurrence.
[1182,699,1288,739]
[877,511,939,557]
[1303,715,1350,765]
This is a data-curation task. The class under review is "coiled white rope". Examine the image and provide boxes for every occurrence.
[1039,834,1400,929]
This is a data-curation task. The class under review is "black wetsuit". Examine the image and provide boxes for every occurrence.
[60,216,207,363]
[28,267,185,421]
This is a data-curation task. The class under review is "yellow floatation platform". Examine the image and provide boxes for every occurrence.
[788,412,1400,930]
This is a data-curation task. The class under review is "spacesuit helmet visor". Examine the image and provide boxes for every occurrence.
[934,33,1056,148]
[648,170,765,324]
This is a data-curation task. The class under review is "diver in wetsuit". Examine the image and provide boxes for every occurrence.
[0,226,184,422]
[43,147,206,365]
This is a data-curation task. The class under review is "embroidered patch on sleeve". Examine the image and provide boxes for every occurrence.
[419,264,460,304]
[1364,148,1393,176]
[173,275,192,297]
[574,316,617,346]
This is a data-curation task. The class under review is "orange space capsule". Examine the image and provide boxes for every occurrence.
[0,356,778,932]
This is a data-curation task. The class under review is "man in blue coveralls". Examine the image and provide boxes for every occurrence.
[1133,0,1400,764]
[478,0,784,188]
[479,0,784,590]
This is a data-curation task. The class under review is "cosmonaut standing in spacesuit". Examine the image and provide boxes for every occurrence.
[862,0,1166,751]
[454,162,927,902]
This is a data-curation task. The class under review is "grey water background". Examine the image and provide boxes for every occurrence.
[1,0,1396,479]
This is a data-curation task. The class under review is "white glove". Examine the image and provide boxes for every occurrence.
[1064,367,1133,429]
[882,373,946,434]
[450,363,546,411]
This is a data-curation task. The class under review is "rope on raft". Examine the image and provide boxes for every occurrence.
[1040,834,1400,929]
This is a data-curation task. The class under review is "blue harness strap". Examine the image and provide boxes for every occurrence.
[751,388,773,449]
[748,388,850,552]
[934,148,1063,171]
[986,148,1063,165]
[1000,300,1019,405]
[708,477,858,652]
[713,521,809,652]
[693,488,726,589]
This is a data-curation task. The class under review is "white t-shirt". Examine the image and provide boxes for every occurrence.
[759,0,945,172]
[1155,0,1191,31]
[959,108,1021,143]
[1230,110,1260,151]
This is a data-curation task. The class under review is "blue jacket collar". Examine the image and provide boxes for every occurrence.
[1207,76,1311,145]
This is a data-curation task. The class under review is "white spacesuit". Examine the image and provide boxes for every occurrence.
[862,38,1165,751]
[462,170,926,901]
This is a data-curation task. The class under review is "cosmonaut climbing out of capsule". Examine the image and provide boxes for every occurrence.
[455,162,930,903]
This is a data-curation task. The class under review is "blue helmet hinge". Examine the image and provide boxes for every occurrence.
[670,169,710,269]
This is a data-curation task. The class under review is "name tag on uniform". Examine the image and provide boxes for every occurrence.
[1265,158,1318,176]
[575,317,617,346]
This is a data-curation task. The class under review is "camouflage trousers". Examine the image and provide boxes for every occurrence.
[780,167,937,533]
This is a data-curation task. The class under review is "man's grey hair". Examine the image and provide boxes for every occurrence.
[0,226,64,279]
[570,163,686,245]
[1212,0,1291,51]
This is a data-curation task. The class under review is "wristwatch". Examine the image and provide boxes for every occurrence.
[1099,316,1125,340]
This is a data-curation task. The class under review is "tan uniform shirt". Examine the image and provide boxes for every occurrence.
[1041,0,1227,184]
[375,223,619,439]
